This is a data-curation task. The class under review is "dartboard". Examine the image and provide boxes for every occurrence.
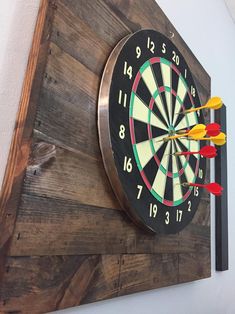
[98,29,206,234]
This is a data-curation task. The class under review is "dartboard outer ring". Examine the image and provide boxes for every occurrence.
[98,29,206,234]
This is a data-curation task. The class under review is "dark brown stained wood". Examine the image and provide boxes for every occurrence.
[23,142,119,209]
[117,254,178,296]
[35,42,101,158]
[0,254,179,312]
[0,255,100,313]
[61,0,131,47]
[0,0,56,282]
[0,0,211,312]
[179,251,211,282]
[9,194,210,256]
[51,1,114,75]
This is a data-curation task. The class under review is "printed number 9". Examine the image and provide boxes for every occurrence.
[136,46,141,59]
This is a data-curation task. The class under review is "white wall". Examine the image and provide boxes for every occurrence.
[0,1,235,314]
[0,0,40,187]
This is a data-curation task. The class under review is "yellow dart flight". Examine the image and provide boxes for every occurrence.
[181,97,223,114]
[196,132,226,146]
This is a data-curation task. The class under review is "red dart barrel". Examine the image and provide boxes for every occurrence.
[175,145,217,158]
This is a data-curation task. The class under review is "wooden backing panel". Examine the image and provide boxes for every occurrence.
[51,0,112,76]
[45,42,99,100]
[9,194,210,256]
[191,198,210,227]
[0,254,180,312]
[22,143,118,210]
[35,84,98,157]
[9,194,175,256]
[179,224,210,253]
[0,255,101,313]
[61,0,131,46]
[77,255,121,306]
[0,0,56,281]
[117,254,178,296]
[179,251,211,282]
[35,42,100,157]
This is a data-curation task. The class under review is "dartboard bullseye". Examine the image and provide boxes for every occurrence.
[98,29,206,234]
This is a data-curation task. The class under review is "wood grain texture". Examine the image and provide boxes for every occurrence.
[0,0,211,312]
[0,254,179,312]
[9,193,209,256]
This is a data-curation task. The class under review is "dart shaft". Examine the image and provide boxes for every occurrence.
[184,105,207,114]
[165,133,188,140]
[175,151,198,156]
[189,183,205,188]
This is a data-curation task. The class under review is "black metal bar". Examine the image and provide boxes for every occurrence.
[215,105,228,271]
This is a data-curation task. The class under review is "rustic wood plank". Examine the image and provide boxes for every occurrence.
[0,0,56,282]
[34,41,101,157]
[9,194,209,256]
[61,0,131,46]
[117,254,178,296]
[179,251,211,282]
[0,255,101,313]
[0,254,180,312]
[73,255,121,307]
[51,0,113,76]
[23,142,119,210]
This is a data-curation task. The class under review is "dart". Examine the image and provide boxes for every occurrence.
[174,145,217,159]
[205,123,221,137]
[163,124,206,142]
[177,123,221,136]
[177,97,223,114]
[182,182,223,196]
[194,132,226,146]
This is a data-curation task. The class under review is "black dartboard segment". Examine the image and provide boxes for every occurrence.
[98,29,206,234]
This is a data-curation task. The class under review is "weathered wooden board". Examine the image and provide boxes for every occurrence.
[0,0,211,313]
